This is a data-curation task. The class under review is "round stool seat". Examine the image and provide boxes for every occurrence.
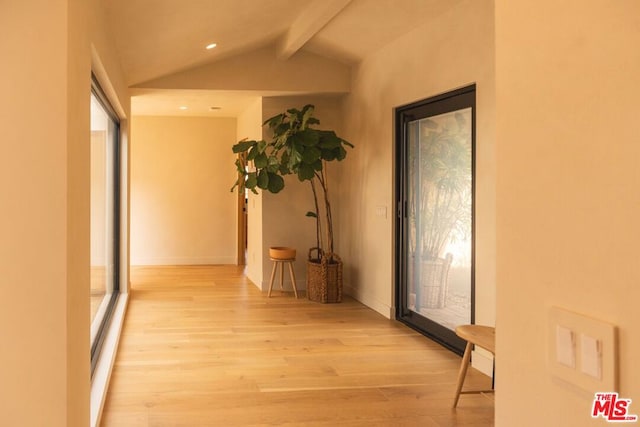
[269,247,296,260]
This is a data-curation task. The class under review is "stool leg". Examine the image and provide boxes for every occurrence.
[279,261,284,290]
[453,341,473,408]
[287,261,298,299]
[268,261,277,297]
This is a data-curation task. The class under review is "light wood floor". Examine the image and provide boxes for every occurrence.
[100,265,494,426]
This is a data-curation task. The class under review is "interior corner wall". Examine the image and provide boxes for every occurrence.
[495,1,640,426]
[338,0,496,326]
[258,96,345,292]
[130,116,237,266]
[237,98,264,286]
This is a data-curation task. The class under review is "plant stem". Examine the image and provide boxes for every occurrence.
[310,179,321,257]
[317,167,333,259]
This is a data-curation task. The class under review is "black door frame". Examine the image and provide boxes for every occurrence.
[394,84,476,355]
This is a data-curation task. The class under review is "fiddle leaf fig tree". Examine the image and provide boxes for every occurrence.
[231,104,353,262]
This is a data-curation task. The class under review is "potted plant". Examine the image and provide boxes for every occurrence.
[231,104,353,303]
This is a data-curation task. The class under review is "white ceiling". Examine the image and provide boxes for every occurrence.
[104,0,460,116]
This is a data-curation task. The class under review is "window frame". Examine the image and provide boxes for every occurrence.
[90,73,121,376]
[394,84,476,355]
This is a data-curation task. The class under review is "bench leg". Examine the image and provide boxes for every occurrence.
[453,341,473,408]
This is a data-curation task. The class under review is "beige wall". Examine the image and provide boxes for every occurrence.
[237,98,264,283]
[495,1,640,425]
[338,0,496,331]
[131,116,237,265]
[0,0,128,425]
[0,1,83,425]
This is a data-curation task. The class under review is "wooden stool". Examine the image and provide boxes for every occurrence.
[267,258,298,298]
[453,324,495,408]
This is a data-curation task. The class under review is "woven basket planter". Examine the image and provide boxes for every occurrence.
[306,249,342,303]
[419,253,453,309]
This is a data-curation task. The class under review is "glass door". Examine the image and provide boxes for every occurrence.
[396,86,475,354]
[90,75,120,373]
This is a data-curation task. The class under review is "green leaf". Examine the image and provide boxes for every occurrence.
[245,172,258,189]
[305,211,317,218]
[266,155,280,173]
[232,140,256,153]
[295,128,320,147]
[279,163,291,175]
[267,173,285,193]
[336,146,347,161]
[257,169,269,189]
[318,131,341,149]
[263,113,284,128]
[300,104,315,128]
[302,146,321,164]
[247,145,258,161]
[312,159,323,171]
[289,146,303,169]
[278,152,291,174]
[254,152,268,168]
[274,122,289,137]
[297,163,315,181]
[321,148,337,161]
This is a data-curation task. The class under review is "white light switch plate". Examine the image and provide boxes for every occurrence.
[548,306,617,393]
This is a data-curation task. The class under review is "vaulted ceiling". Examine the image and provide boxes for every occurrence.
[103,0,461,116]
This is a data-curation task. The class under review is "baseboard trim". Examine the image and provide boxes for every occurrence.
[343,284,392,319]
[472,347,494,377]
[129,256,236,265]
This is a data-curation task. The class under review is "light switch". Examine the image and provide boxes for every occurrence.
[375,206,387,218]
[556,325,576,368]
[581,334,602,379]
[548,306,617,393]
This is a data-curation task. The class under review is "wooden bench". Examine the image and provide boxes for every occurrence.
[453,324,495,408]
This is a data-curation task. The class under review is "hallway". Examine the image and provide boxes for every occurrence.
[100,265,493,426]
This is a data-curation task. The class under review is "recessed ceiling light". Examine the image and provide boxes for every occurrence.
[179,106,188,110]
[206,43,217,50]
[210,106,221,110]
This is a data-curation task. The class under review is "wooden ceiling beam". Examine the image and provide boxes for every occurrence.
[277,0,352,61]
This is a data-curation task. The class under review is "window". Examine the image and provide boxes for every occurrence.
[90,75,120,374]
